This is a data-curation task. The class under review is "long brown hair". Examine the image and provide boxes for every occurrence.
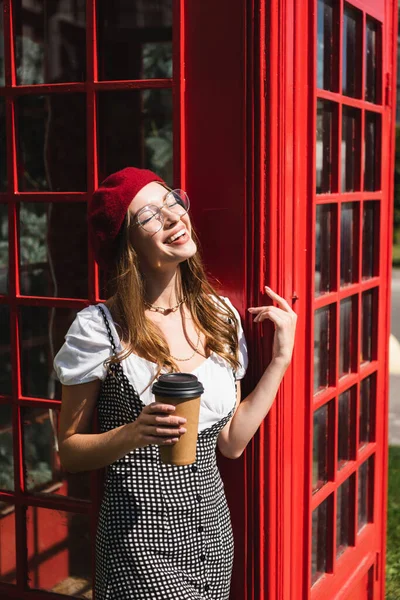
[103,209,241,383]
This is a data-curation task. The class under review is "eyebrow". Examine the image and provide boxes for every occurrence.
[132,188,171,221]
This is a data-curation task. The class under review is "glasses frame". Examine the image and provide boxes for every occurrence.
[132,185,190,234]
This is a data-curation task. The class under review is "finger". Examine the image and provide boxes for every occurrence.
[146,424,187,437]
[264,286,293,312]
[143,435,179,445]
[147,402,176,413]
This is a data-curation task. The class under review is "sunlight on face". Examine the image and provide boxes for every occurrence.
[128,182,197,271]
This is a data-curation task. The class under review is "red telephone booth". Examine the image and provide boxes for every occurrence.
[0,1,396,599]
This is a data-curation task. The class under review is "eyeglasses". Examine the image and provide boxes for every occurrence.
[133,189,190,234]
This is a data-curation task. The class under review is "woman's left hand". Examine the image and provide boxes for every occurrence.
[248,286,297,366]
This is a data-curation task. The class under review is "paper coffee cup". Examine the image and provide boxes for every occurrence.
[152,373,204,466]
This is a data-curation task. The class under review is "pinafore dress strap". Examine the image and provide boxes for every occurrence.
[97,304,121,380]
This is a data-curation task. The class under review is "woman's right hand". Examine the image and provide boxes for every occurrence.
[131,402,187,449]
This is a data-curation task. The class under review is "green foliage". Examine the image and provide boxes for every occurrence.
[386,446,400,599]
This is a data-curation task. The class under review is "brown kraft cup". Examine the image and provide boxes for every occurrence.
[152,373,204,466]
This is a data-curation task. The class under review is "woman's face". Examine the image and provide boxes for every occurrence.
[128,181,197,270]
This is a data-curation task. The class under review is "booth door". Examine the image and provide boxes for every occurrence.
[309,0,394,598]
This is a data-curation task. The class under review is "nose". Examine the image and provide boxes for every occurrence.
[161,205,181,226]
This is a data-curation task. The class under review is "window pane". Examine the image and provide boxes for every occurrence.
[342,5,362,98]
[362,201,379,279]
[340,202,358,287]
[0,203,8,294]
[361,289,375,363]
[97,0,173,81]
[314,305,333,393]
[364,112,381,191]
[13,0,86,85]
[315,204,335,296]
[317,0,336,91]
[313,403,330,493]
[0,306,11,395]
[16,94,87,192]
[97,89,173,184]
[19,202,88,298]
[311,496,331,585]
[316,100,337,194]
[358,457,374,531]
[0,501,16,584]
[22,406,90,500]
[360,374,375,447]
[336,476,354,557]
[338,389,353,469]
[19,305,78,400]
[0,97,6,191]
[341,108,360,192]
[27,506,92,596]
[0,404,14,491]
[365,19,379,103]
[339,296,356,377]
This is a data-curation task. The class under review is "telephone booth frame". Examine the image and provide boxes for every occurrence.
[0,0,397,599]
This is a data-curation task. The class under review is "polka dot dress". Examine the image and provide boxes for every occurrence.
[95,305,236,599]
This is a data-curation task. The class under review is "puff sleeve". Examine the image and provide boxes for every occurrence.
[53,305,120,385]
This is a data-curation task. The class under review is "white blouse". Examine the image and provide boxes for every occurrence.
[53,296,248,432]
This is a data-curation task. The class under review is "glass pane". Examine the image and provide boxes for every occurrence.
[0,0,4,86]
[0,97,6,191]
[314,305,333,393]
[14,0,86,85]
[342,5,362,98]
[341,108,360,192]
[19,305,78,400]
[311,496,331,585]
[360,375,375,447]
[27,507,92,597]
[362,201,379,279]
[0,404,14,491]
[365,19,378,103]
[315,204,334,296]
[361,289,375,363]
[0,202,8,294]
[97,0,173,81]
[317,0,336,91]
[337,476,354,557]
[313,403,330,493]
[19,202,88,298]
[358,457,373,531]
[316,100,337,194]
[338,389,353,469]
[340,202,358,286]
[16,94,86,192]
[0,305,11,395]
[22,406,90,500]
[364,112,381,191]
[339,296,355,377]
[97,89,173,184]
[0,502,16,584]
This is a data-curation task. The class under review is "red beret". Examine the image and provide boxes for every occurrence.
[88,167,165,270]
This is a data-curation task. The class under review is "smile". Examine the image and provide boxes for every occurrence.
[165,229,189,244]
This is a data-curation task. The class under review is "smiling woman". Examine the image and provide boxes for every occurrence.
[53,166,294,599]
[53,166,248,600]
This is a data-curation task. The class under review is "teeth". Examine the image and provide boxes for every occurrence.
[167,229,186,243]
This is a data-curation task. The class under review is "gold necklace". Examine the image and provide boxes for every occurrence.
[144,297,186,315]
[170,331,202,361]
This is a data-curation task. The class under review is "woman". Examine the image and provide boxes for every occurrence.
[54,167,297,600]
